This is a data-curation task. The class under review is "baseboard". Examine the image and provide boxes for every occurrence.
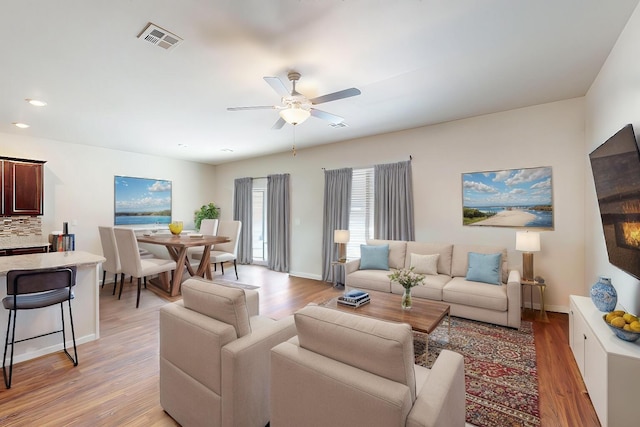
[12,333,97,364]
[524,302,568,314]
[288,271,323,281]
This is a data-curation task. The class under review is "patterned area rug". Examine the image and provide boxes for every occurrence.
[414,317,540,427]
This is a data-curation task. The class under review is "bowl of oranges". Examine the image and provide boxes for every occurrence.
[603,310,640,342]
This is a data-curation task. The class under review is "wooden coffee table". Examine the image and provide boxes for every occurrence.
[322,289,450,335]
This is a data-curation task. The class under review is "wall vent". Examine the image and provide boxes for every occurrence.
[329,122,349,128]
[137,23,182,51]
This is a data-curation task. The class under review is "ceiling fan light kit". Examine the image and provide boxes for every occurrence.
[227,71,361,129]
[279,107,310,125]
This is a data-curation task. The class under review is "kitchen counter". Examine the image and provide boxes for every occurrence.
[0,250,105,364]
[0,250,103,275]
[0,237,49,251]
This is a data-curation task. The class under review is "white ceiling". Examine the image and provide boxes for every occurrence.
[1,1,638,165]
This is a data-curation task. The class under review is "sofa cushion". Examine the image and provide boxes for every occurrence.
[451,244,508,283]
[404,242,453,276]
[391,273,450,301]
[410,253,439,275]
[294,304,417,402]
[359,244,390,270]
[181,278,251,338]
[466,252,502,285]
[443,277,508,311]
[366,239,407,269]
[345,269,392,292]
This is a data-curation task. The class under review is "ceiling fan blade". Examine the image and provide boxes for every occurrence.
[264,76,290,97]
[309,88,361,105]
[310,108,344,124]
[271,117,286,130]
[227,106,278,111]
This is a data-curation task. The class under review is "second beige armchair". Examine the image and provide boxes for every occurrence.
[270,305,466,427]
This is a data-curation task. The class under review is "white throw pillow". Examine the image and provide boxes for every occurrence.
[410,253,440,275]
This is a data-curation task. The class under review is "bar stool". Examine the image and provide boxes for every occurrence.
[3,266,78,388]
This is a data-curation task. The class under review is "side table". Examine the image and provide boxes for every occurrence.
[331,260,349,289]
[521,279,548,322]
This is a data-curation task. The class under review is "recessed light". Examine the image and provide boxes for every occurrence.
[25,99,47,107]
[12,122,30,129]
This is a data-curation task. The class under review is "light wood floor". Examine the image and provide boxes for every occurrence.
[0,265,600,426]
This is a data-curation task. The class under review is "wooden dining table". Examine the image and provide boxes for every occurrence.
[136,234,229,296]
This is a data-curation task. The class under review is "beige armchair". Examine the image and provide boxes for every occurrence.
[270,305,466,427]
[160,277,296,427]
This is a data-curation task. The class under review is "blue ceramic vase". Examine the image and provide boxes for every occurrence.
[590,277,617,312]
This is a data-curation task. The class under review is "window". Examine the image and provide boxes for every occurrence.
[347,167,374,258]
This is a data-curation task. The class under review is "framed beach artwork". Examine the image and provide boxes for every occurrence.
[462,166,553,229]
[114,175,172,226]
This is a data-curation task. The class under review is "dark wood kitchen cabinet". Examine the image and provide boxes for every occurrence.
[1,156,46,215]
[0,246,49,256]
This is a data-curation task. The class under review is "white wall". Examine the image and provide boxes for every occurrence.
[215,97,586,312]
[585,4,640,315]
[1,89,588,314]
[1,132,216,257]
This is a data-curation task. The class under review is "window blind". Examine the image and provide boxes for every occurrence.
[347,167,374,259]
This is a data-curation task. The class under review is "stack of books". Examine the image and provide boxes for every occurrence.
[337,289,370,307]
[51,233,75,252]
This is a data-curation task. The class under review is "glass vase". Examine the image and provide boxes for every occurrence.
[402,287,412,310]
[169,220,183,236]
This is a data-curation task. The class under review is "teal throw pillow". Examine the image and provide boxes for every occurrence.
[466,252,502,285]
[359,244,390,270]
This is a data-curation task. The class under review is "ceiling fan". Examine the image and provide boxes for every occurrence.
[227,71,361,129]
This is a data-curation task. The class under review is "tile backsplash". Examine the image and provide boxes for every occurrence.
[0,216,43,238]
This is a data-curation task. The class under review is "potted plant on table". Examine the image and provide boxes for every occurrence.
[388,267,426,310]
[194,202,220,230]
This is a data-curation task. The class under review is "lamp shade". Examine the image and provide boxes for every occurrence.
[279,107,310,125]
[334,229,350,244]
[516,231,540,252]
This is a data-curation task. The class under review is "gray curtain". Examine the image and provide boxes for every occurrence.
[322,168,352,282]
[233,177,253,264]
[267,174,290,272]
[374,160,415,241]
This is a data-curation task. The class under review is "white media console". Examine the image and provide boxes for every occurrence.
[569,295,640,427]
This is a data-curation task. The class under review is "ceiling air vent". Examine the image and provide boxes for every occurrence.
[329,122,349,128]
[137,23,182,51]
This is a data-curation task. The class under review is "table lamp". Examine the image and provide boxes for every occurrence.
[334,230,350,262]
[516,231,540,281]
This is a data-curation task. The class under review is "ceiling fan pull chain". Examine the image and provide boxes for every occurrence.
[292,125,297,156]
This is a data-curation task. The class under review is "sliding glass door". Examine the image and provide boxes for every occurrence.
[252,178,268,265]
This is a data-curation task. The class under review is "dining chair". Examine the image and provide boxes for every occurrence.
[98,226,124,295]
[113,228,177,308]
[193,220,242,280]
[199,218,218,236]
[187,219,218,261]
[3,266,78,388]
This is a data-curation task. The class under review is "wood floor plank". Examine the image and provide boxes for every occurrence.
[0,265,599,426]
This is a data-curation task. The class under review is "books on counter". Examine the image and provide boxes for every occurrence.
[51,234,75,252]
[337,289,370,307]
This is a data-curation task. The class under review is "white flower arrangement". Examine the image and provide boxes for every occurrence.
[388,267,426,290]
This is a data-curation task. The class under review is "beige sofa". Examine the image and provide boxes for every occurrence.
[270,305,466,427]
[345,240,521,329]
[159,277,297,427]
